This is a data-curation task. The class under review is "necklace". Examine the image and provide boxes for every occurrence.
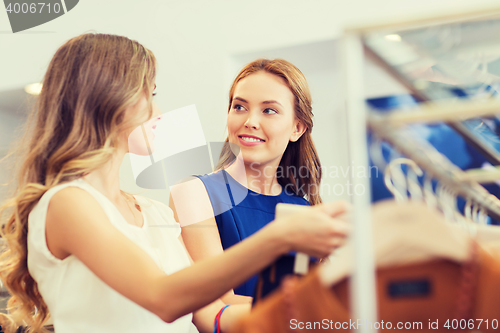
[120,192,168,273]
[121,191,143,227]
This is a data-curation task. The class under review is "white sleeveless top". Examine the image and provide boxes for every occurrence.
[27,179,199,333]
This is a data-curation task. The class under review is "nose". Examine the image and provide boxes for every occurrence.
[244,111,260,130]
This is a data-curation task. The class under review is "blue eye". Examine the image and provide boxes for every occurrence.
[233,104,246,111]
[263,108,277,115]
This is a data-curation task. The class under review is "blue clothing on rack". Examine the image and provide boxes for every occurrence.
[196,170,309,296]
[367,94,500,224]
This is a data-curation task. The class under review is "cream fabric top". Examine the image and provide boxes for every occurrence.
[27,178,199,333]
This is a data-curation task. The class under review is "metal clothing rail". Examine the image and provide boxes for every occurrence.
[460,166,500,184]
[343,34,378,333]
[363,45,500,167]
[343,7,500,333]
[373,99,500,128]
[368,114,500,222]
[343,5,500,333]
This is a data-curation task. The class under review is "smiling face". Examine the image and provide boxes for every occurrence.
[127,96,162,156]
[227,71,306,168]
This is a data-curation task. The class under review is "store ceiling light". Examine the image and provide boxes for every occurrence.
[25,83,43,95]
[385,34,402,42]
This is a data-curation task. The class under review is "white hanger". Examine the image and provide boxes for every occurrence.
[384,157,424,202]
[368,136,387,170]
[407,164,424,201]
[319,200,472,286]
[423,173,438,209]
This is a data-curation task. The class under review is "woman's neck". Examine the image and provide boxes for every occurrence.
[82,149,126,203]
[225,158,282,196]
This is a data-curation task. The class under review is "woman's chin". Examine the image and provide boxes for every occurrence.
[239,151,266,165]
[130,146,154,156]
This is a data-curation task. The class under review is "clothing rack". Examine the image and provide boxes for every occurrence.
[368,113,500,222]
[363,42,500,167]
[372,99,500,128]
[343,6,500,333]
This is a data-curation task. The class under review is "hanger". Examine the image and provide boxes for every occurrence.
[423,173,438,209]
[437,183,457,223]
[384,157,424,202]
[385,155,489,228]
[368,136,387,171]
[319,200,472,286]
[407,163,424,201]
[470,195,500,252]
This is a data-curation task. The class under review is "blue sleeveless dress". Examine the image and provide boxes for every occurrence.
[196,170,309,296]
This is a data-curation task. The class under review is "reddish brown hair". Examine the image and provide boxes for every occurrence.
[216,59,322,205]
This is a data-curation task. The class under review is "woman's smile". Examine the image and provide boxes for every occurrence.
[238,134,265,146]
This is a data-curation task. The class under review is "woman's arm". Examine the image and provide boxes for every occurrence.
[46,187,348,323]
[178,234,250,332]
[192,299,250,333]
[169,178,251,304]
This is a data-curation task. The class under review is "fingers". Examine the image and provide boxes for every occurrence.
[276,201,353,257]
[316,200,352,218]
[300,236,346,258]
[329,219,351,236]
[310,208,350,236]
[291,217,350,258]
[314,201,352,237]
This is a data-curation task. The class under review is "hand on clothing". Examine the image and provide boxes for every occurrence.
[269,201,351,258]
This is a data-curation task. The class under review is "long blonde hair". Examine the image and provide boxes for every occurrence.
[216,59,322,205]
[0,33,156,332]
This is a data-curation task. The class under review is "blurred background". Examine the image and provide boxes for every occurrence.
[1,0,499,205]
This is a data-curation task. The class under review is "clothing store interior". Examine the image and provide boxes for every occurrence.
[2,1,500,332]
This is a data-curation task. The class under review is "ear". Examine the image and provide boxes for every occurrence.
[290,119,307,142]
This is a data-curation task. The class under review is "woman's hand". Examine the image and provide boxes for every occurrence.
[266,201,351,258]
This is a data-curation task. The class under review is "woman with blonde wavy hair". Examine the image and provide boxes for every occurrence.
[0,34,348,333]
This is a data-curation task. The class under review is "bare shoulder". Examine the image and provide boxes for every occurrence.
[170,176,209,197]
[172,177,223,262]
[47,186,106,222]
[169,176,213,227]
[45,186,109,260]
[49,186,99,206]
